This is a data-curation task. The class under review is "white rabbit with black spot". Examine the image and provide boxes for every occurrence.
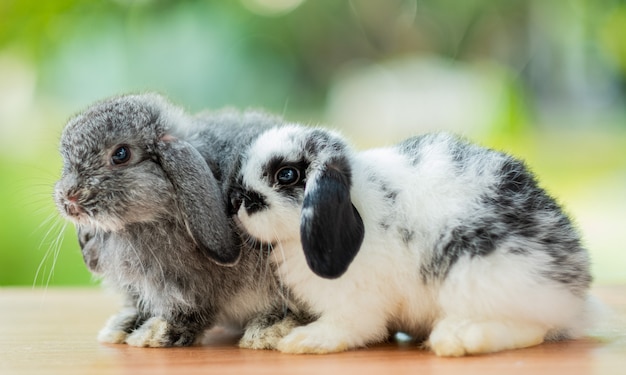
[233,124,592,356]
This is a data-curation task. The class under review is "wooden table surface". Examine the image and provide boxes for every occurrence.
[1,286,624,375]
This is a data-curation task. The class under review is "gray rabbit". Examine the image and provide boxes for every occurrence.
[55,93,310,348]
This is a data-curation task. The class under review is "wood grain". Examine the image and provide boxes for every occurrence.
[1,286,624,375]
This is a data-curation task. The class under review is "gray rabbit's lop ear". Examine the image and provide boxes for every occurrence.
[300,139,365,279]
[157,138,240,266]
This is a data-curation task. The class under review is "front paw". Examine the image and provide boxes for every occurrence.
[97,307,140,344]
[239,316,299,350]
[126,317,198,347]
[276,324,351,354]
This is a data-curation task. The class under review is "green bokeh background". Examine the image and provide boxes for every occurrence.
[0,0,624,286]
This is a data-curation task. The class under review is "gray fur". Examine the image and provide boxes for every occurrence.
[55,93,308,347]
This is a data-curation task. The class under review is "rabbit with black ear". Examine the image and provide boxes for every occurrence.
[55,93,309,348]
[234,125,592,356]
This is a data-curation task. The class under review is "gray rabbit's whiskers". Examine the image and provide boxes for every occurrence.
[34,217,67,290]
[24,174,72,290]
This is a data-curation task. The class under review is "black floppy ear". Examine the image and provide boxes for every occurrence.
[157,138,240,265]
[300,162,364,279]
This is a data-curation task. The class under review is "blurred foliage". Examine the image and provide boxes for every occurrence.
[2,0,623,113]
[0,0,625,286]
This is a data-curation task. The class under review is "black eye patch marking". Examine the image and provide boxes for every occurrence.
[265,156,308,188]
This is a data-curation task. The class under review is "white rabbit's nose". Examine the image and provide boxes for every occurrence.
[242,190,269,214]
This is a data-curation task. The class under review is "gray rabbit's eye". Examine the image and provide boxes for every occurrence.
[275,166,301,186]
[111,145,131,165]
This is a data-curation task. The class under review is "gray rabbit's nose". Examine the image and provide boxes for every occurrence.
[64,193,84,217]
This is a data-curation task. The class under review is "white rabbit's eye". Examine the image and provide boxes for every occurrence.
[111,145,131,165]
[275,166,301,186]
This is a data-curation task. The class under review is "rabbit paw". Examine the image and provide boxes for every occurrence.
[97,307,140,344]
[276,323,351,354]
[97,327,128,344]
[126,317,170,347]
[239,316,299,350]
[125,317,198,347]
[428,318,547,357]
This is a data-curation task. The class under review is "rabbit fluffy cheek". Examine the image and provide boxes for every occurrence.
[236,193,302,244]
[236,158,308,243]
